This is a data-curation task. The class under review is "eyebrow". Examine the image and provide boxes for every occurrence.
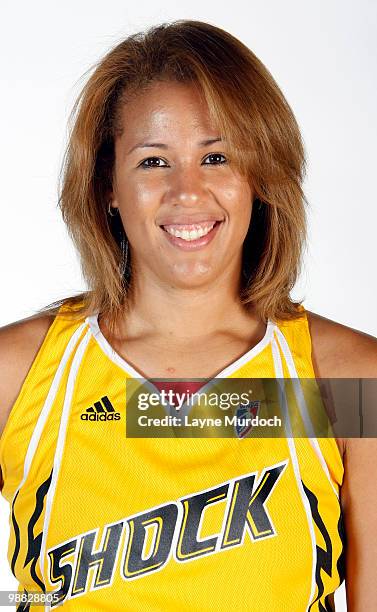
[127,137,223,155]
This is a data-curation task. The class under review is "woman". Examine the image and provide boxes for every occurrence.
[0,19,376,611]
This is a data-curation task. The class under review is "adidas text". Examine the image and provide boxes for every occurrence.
[81,412,120,421]
[81,395,120,421]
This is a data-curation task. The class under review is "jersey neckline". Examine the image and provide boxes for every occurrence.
[86,312,276,380]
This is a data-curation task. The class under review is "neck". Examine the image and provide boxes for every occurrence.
[112,267,257,342]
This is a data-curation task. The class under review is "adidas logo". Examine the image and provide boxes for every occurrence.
[81,396,121,421]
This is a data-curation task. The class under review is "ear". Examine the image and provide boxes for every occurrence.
[107,190,119,212]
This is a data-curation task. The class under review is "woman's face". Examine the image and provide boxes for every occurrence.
[111,80,254,289]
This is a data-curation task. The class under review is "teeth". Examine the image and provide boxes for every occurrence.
[164,222,216,241]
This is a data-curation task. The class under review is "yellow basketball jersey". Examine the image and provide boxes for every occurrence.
[0,302,345,611]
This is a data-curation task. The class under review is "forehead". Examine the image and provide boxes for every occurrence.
[115,80,219,141]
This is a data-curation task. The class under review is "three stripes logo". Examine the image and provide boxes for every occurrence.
[81,395,121,421]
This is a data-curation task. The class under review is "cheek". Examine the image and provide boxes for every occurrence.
[216,173,252,209]
[116,180,159,233]
[133,179,161,206]
[223,186,253,229]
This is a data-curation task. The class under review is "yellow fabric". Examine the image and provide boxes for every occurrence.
[0,302,345,611]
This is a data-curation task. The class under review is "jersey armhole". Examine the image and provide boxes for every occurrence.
[0,307,62,472]
[300,307,346,474]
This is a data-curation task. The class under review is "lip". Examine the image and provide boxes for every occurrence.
[160,220,223,251]
[158,215,224,226]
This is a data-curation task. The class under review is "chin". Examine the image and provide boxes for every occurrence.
[171,262,216,288]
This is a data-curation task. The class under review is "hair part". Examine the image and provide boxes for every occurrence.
[40,19,308,331]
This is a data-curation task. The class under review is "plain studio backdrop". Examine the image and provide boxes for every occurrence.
[1,0,376,610]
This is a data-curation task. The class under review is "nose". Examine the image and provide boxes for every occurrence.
[164,164,208,207]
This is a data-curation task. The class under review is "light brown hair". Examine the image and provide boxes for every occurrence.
[41,19,308,329]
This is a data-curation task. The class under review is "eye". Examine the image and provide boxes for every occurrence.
[203,153,227,165]
[139,157,169,169]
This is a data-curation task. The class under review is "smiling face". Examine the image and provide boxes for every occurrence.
[110,80,254,289]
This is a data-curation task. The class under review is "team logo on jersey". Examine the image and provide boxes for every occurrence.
[235,400,261,438]
[46,461,289,606]
[80,396,121,421]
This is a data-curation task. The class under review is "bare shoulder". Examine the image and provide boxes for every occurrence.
[0,312,56,440]
[306,311,377,459]
[306,310,377,378]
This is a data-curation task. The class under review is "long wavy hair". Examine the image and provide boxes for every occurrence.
[41,19,308,330]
